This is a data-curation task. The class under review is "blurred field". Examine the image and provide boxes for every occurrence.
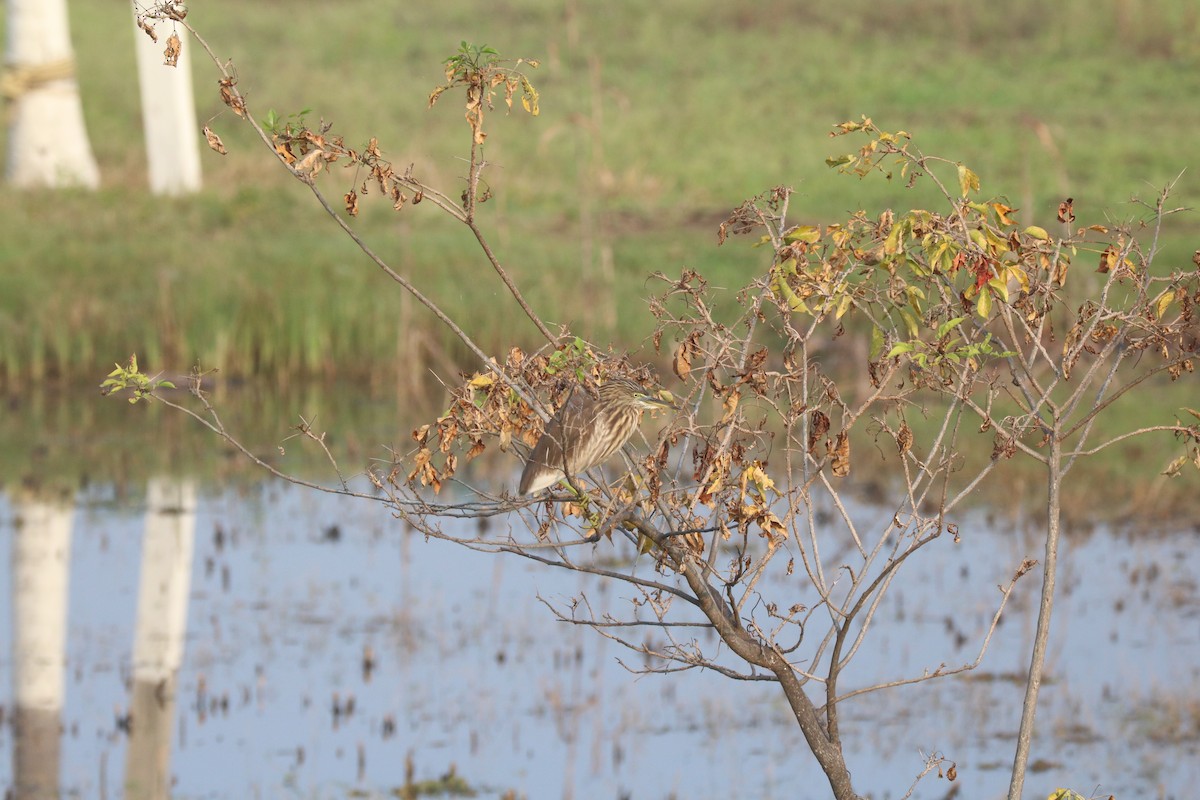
[1,0,1199,382]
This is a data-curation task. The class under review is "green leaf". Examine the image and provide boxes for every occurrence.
[898,309,920,338]
[987,277,1009,303]
[870,325,885,360]
[784,225,821,244]
[886,342,914,358]
[936,316,967,339]
[772,269,807,312]
[825,154,854,168]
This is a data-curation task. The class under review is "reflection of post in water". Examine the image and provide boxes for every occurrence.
[10,490,73,800]
[124,479,197,800]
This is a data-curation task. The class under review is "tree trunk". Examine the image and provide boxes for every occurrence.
[1007,435,1063,799]
[4,0,100,188]
[132,8,201,195]
[662,528,861,800]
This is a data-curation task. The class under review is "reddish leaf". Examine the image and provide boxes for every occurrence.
[1056,197,1075,224]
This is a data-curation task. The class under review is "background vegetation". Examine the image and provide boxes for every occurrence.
[2,0,1198,383]
[2,0,1198,521]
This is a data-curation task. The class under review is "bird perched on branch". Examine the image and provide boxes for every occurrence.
[518,377,677,495]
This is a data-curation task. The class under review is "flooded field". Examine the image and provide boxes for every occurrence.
[2,478,1197,799]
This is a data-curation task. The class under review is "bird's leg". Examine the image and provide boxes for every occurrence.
[557,481,604,542]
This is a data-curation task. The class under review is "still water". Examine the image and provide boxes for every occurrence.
[2,472,1198,799]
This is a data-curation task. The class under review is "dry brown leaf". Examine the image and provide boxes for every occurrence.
[164,32,181,67]
[831,431,850,477]
[721,390,740,422]
[295,149,325,177]
[1056,197,1075,224]
[218,77,246,117]
[202,125,226,155]
[136,16,158,43]
[673,340,692,381]
[808,410,830,453]
[991,434,1016,460]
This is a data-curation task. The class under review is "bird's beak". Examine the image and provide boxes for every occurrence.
[648,389,680,410]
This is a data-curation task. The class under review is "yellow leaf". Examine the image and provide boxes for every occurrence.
[1097,245,1118,274]
[1006,265,1030,293]
[883,220,905,255]
[744,462,776,494]
[957,164,980,196]
[1155,290,1174,320]
[1024,226,1050,241]
[468,373,495,388]
[976,288,992,319]
[520,78,540,116]
[991,202,1018,226]
[1162,455,1188,477]
[835,292,853,320]
[906,284,925,316]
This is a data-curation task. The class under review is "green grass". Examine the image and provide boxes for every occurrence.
[1,0,1199,385]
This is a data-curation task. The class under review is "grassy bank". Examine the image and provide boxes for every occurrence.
[2,0,1199,385]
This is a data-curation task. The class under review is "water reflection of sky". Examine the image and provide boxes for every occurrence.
[1,484,1197,799]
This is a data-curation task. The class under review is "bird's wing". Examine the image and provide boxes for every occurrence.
[519,388,585,494]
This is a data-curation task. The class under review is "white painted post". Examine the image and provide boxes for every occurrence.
[131,478,197,681]
[10,493,74,799]
[3,0,100,188]
[131,12,202,194]
[124,478,197,800]
[11,495,73,712]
